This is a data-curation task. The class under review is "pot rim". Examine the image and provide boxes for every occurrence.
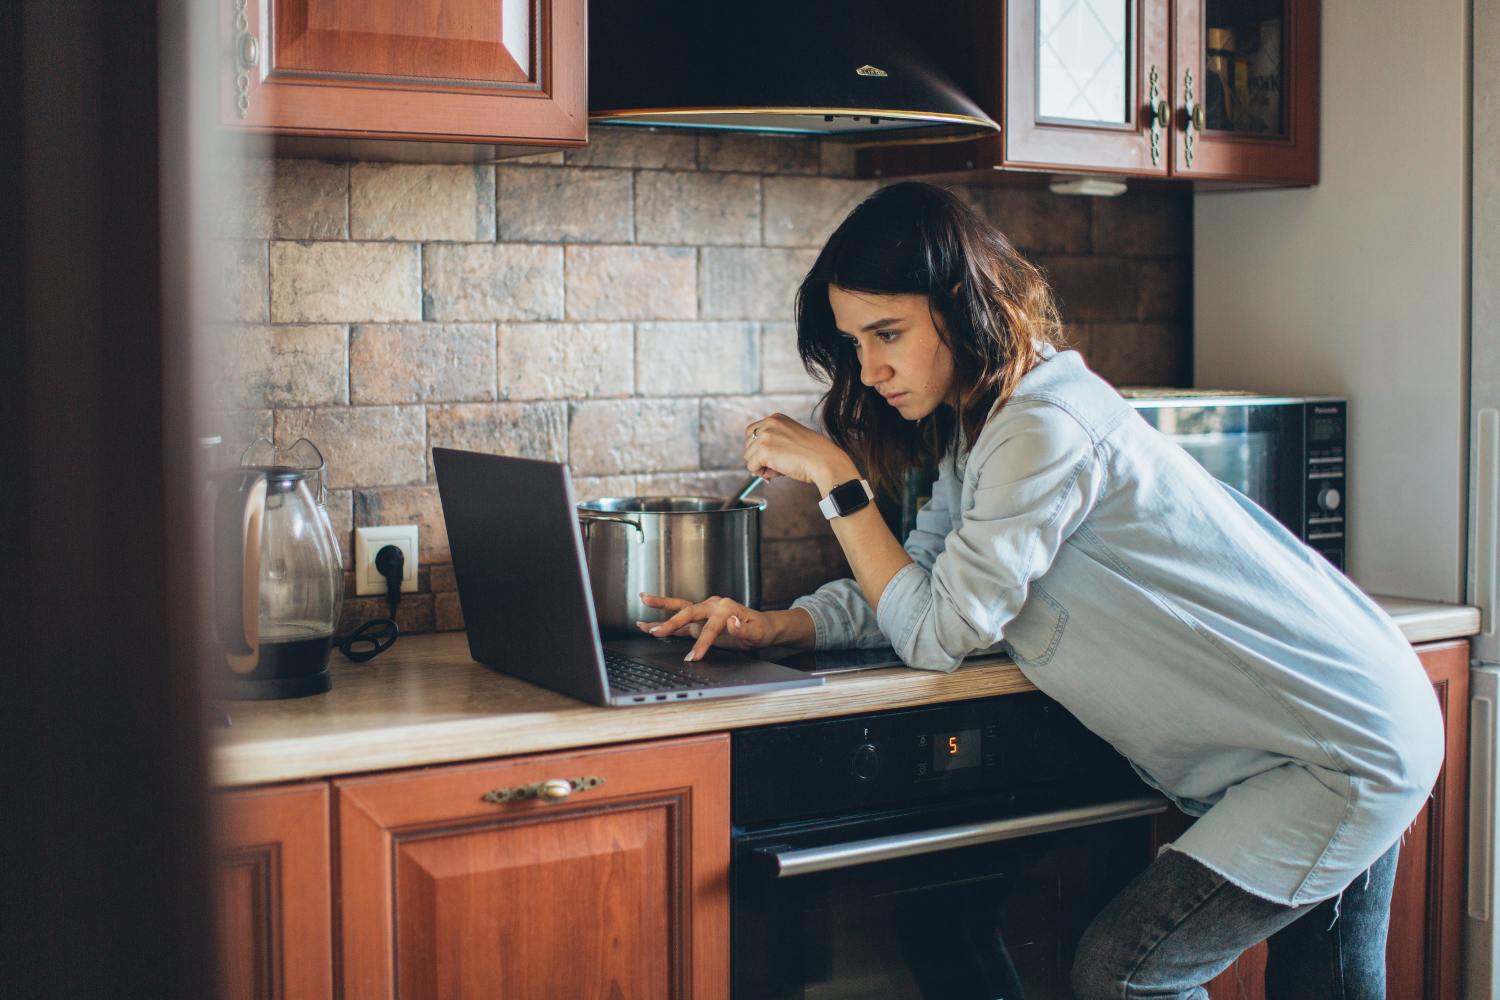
[578,494,768,514]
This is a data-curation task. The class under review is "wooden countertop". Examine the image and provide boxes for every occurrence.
[211,594,1481,788]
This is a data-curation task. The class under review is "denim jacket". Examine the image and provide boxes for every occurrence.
[792,347,1444,906]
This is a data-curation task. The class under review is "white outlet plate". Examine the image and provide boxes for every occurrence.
[354,525,419,596]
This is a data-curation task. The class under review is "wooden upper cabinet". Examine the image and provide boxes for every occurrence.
[222,0,586,146]
[335,733,730,999]
[860,0,1318,186]
[1173,0,1320,183]
[214,782,334,1000]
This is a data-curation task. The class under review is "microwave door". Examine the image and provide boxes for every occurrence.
[1140,403,1305,537]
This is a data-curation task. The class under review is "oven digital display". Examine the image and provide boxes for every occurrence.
[933,729,980,771]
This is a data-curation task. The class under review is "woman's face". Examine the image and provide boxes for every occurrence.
[829,285,956,421]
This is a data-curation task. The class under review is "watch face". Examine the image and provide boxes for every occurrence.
[829,479,870,514]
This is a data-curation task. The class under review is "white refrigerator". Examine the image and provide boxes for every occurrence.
[1465,0,1500,986]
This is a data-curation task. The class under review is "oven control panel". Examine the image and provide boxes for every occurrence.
[732,692,1141,828]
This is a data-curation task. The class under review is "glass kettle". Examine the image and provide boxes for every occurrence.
[214,444,343,699]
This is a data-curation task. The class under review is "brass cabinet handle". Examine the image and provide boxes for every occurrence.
[482,775,606,805]
[231,0,255,117]
[1147,65,1168,166]
[1182,67,1201,167]
[236,32,259,71]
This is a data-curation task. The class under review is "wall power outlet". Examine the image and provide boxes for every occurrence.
[354,524,419,597]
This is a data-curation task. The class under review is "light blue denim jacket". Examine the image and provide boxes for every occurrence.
[792,346,1444,906]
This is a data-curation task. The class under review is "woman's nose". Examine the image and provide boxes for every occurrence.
[859,352,891,386]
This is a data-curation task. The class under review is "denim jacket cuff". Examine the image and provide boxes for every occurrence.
[874,562,927,652]
[789,594,843,650]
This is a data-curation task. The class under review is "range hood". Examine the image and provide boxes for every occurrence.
[587,2,999,141]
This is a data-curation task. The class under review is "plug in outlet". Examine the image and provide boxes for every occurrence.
[355,525,419,596]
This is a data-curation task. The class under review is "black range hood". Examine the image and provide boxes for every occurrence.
[588,1,999,141]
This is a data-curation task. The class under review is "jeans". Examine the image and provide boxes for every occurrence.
[1070,840,1401,999]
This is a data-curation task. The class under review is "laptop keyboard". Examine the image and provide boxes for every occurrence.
[603,649,728,694]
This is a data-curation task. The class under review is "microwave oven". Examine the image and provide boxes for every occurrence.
[1121,390,1348,572]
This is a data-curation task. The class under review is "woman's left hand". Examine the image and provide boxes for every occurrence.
[744,413,858,491]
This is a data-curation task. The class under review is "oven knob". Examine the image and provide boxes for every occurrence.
[1318,486,1342,511]
[851,743,881,781]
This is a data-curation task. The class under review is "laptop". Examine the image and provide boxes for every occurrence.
[433,447,824,706]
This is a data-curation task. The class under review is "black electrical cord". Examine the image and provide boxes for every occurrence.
[338,544,403,663]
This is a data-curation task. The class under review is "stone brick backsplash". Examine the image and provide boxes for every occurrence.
[215,128,1191,636]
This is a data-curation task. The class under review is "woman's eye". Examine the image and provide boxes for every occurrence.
[876,329,900,343]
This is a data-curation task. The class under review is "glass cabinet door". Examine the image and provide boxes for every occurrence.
[1173,0,1319,182]
[1199,0,1286,136]
[1005,0,1171,174]
[1037,0,1132,125]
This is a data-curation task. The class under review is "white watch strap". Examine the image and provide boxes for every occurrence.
[819,479,874,519]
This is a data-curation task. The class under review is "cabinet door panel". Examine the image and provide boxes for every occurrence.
[337,734,729,1000]
[223,0,584,145]
[272,0,533,87]
[394,802,673,998]
[1392,639,1468,999]
[1173,0,1319,182]
[214,782,334,1000]
[1006,0,1171,174]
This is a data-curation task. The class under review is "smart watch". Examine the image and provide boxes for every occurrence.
[818,478,874,520]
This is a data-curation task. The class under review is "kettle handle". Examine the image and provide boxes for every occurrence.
[214,469,267,675]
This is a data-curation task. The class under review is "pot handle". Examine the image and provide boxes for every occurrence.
[578,511,644,541]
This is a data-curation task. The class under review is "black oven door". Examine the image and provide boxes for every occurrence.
[732,795,1165,1000]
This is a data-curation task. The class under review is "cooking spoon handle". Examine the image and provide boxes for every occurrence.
[721,475,765,510]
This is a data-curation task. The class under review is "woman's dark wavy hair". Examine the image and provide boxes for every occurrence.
[796,181,1063,495]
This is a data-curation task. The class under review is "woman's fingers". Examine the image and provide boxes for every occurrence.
[638,592,691,611]
[635,595,764,658]
[636,592,698,634]
[637,595,720,637]
[686,599,767,660]
[686,609,731,661]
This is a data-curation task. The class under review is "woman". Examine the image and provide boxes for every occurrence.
[640,181,1442,998]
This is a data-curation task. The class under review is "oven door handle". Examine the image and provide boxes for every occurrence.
[758,794,1170,878]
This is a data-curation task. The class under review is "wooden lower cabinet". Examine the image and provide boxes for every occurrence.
[214,781,334,1000]
[334,733,730,999]
[1159,639,1469,999]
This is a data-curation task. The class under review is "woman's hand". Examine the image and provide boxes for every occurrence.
[638,592,785,662]
[744,413,859,494]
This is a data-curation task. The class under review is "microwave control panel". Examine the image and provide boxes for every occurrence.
[1303,400,1347,571]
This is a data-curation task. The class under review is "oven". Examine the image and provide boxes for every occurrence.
[730,694,1167,999]
[1122,390,1348,571]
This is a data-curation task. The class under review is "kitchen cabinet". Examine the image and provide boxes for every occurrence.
[335,732,729,999]
[1151,639,1469,998]
[213,733,729,999]
[214,782,333,1000]
[861,0,1318,186]
[221,0,586,154]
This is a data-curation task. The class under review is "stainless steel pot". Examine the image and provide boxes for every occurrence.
[577,496,766,637]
